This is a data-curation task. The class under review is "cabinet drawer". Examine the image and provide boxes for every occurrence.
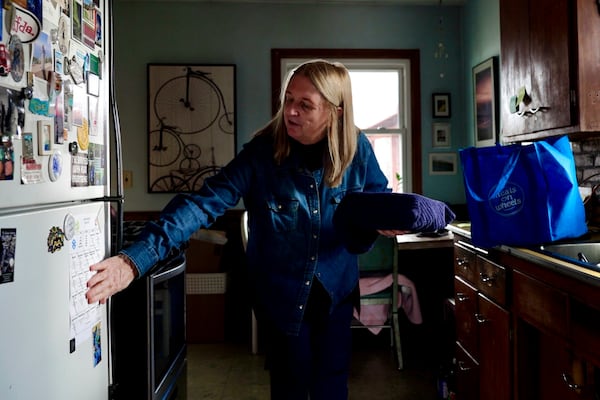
[513,270,569,338]
[455,241,478,283]
[476,257,506,306]
[455,276,479,359]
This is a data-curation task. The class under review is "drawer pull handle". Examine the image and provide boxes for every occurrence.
[456,258,469,269]
[456,293,469,302]
[475,313,489,324]
[479,272,496,286]
[458,361,471,371]
[561,373,582,391]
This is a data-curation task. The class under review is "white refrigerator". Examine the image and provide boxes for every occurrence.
[0,1,120,399]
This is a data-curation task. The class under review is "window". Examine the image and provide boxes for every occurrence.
[349,66,409,193]
[272,49,421,193]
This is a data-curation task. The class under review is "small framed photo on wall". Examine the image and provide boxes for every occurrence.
[432,122,451,148]
[432,93,451,118]
[429,152,457,175]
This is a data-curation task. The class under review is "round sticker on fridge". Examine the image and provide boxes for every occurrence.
[48,150,63,182]
[63,213,76,240]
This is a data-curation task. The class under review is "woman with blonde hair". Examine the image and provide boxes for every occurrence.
[86,59,392,399]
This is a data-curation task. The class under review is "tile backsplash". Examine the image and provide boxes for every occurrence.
[572,137,600,186]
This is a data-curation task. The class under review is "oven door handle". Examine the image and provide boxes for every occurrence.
[150,256,186,281]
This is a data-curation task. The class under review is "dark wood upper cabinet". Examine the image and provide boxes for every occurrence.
[499,0,600,141]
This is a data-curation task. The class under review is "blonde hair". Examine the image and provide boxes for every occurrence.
[256,59,358,187]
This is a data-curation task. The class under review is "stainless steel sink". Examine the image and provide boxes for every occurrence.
[538,242,600,272]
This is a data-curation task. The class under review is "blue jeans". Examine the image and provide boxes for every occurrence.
[265,282,354,400]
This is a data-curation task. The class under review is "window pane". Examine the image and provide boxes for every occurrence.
[282,61,408,193]
[366,132,404,193]
[349,71,399,129]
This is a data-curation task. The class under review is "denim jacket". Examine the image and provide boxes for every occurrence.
[122,131,388,335]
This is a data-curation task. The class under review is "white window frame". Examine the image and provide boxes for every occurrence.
[280,58,412,193]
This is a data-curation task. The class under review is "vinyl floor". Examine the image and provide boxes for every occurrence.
[185,328,443,400]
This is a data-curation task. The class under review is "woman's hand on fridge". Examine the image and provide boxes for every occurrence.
[85,254,139,304]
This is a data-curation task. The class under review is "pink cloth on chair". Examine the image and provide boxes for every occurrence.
[353,273,422,335]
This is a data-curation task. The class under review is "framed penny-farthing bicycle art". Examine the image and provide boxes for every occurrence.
[147,64,236,193]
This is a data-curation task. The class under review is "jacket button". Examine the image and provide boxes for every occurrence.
[305,280,310,286]
[299,305,303,310]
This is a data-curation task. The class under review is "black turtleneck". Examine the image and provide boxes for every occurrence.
[290,138,326,171]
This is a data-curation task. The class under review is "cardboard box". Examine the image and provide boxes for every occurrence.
[185,229,227,273]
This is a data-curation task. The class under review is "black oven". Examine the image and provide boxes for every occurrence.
[110,254,187,400]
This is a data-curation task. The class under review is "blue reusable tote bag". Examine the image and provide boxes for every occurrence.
[459,135,587,248]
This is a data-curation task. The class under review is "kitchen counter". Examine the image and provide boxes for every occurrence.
[395,230,454,250]
[447,222,600,288]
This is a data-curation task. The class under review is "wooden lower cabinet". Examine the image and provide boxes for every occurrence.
[453,232,600,399]
[454,234,600,400]
[453,238,510,400]
[454,277,510,400]
[478,294,510,400]
[511,266,600,400]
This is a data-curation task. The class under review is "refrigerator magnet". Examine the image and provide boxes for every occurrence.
[37,120,53,155]
[0,228,16,284]
[63,213,76,240]
[8,35,24,83]
[48,150,63,182]
[93,322,102,367]
[47,226,65,253]
[57,14,70,54]
[77,120,89,151]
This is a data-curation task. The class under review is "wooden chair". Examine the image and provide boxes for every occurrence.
[352,235,404,370]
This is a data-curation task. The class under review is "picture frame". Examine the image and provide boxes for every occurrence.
[38,120,53,155]
[429,152,457,175]
[432,93,451,118]
[432,122,451,148]
[147,64,236,193]
[473,56,498,147]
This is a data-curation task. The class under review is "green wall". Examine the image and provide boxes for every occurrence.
[462,0,501,147]
[113,0,499,211]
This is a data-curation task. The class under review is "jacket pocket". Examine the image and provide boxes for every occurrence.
[329,185,362,207]
[266,199,299,232]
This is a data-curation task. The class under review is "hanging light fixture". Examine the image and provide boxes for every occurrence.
[434,0,448,59]
[434,0,448,78]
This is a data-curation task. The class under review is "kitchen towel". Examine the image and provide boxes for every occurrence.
[333,192,456,253]
[353,273,422,335]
